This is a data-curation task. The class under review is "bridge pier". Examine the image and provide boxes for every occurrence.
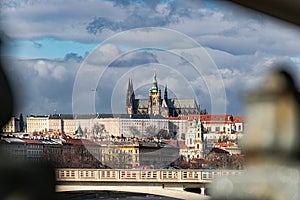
[200,187,206,195]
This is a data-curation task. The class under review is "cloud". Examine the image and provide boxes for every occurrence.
[32,60,68,81]
[1,0,300,117]
[86,43,122,66]
[86,0,208,35]
[64,52,83,62]
[0,0,126,42]
[30,40,42,48]
[4,55,81,116]
[110,51,158,67]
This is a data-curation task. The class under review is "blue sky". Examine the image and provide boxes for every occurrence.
[4,39,97,58]
[1,0,300,117]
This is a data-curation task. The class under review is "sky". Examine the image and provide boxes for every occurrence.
[1,0,300,117]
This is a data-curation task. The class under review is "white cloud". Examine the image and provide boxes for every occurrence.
[1,0,300,116]
[86,43,122,65]
[32,60,67,81]
[4,56,80,116]
[0,0,126,42]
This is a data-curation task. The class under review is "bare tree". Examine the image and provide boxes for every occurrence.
[129,126,140,138]
[157,129,173,139]
[145,125,157,138]
[92,122,105,138]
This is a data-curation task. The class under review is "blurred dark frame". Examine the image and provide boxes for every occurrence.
[0,1,299,200]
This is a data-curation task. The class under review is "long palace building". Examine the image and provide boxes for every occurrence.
[126,72,200,117]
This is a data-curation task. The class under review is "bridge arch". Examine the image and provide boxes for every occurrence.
[56,185,209,199]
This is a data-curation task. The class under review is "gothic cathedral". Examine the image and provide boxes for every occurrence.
[126,72,200,118]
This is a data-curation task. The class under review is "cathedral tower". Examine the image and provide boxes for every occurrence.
[125,72,200,117]
[148,72,161,115]
[161,84,169,117]
[126,78,135,114]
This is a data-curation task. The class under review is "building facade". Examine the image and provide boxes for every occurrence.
[26,114,169,138]
[168,117,188,140]
[2,117,20,133]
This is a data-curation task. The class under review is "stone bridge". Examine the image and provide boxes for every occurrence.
[56,168,243,199]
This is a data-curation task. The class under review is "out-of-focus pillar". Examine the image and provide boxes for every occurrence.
[210,69,300,200]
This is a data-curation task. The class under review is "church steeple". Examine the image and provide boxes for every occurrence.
[149,71,160,93]
[148,71,161,115]
[126,78,135,114]
[164,84,168,100]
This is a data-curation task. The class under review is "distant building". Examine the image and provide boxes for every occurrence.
[0,137,26,161]
[26,114,169,138]
[213,141,242,155]
[119,114,169,138]
[98,139,179,169]
[2,116,20,133]
[0,137,44,163]
[184,119,204,159]
[99,140,140,169]
[126,72,200,117]
[26,115,49,133]
[139,141,179,169]
[186,114,246,134]
[232,116,245,133]
[168,116,188,140]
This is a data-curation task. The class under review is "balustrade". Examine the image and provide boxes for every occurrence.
[56,168,243,183]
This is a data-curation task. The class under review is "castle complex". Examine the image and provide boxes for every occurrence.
[126,73,200,117]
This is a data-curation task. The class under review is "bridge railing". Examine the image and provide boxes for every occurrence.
[56,168,243,183]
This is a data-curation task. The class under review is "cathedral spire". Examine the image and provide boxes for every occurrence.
[164,83,168,100]
[153,71,158,89]
[126,78,134,107]
[149,71,160,93]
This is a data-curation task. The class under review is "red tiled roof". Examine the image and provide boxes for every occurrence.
[177,140,188,149]
[21,139,43,145]
[162,140,177,147]
[185,114,233,122]
[64,138,99,146]
[168,116,188,120]
[214,142,234,148]
[162,139,189,149]
[210,147,229,154]
[233,116,246,123]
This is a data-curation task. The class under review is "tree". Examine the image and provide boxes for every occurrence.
[75,125,83,138]
[19,113,24,132]
[145,125,157,138]
[200,109,208,114]
[129,126,140,138]
[92,122,105,137]
[157,129,173,139]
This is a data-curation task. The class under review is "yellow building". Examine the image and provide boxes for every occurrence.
[100,141,139,169]
[26,115,48,133]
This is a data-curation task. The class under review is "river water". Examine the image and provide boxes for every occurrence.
[57,191,179,200]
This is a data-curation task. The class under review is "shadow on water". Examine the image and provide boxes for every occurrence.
[57,191,180,200]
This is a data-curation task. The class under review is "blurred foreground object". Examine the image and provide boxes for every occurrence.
[230,0,300,26]
[210,69,300,199]
[0,39,56,200]
[0,40,14,129]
